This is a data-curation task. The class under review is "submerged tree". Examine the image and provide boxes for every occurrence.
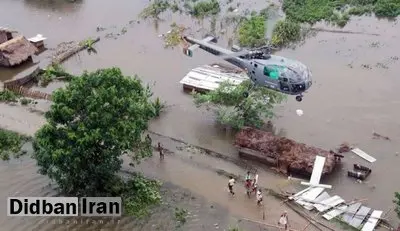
[193,80,286,130]
[139,0,170,19]
[237,13,267,48]
[395,192,400,218]
[33,67,161,216]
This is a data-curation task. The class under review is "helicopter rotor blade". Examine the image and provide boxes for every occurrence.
[218,49,251,60]
[218,43,277,61]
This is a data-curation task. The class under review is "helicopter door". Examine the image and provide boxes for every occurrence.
[263,66,280,87]
[279,77,290,92]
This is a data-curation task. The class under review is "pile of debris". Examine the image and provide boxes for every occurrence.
[235,127,339,176]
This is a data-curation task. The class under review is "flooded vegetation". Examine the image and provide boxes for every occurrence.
[0,129,30,160]
[1,0,400,230]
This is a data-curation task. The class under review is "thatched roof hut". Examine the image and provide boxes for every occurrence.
[0,36,38,67]
[0,27,16,44]
[235,127,338,177]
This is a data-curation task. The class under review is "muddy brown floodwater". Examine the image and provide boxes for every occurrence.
[1,0,400,230]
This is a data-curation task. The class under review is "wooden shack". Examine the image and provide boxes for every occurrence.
[0,36,38,67]
[0,27,15,44]
[28,34,47,53]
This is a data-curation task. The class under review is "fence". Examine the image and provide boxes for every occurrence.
[5,84,52,100]
[3,67,52,100]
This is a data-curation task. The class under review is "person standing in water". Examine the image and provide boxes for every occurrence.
[245,171,252,196]
[228,176,235,195]
[256,189,263,206]
[157,142,164,160]
[278,211,289,230]
[252,173,259,193]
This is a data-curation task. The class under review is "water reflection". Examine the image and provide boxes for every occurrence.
[0,61,38,82]
[23,0,83,13]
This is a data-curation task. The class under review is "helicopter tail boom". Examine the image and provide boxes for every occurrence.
[183,36,236,57]
[183,36,217,57]
[182,35,246,69]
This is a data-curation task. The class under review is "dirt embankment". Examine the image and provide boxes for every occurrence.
[235,127,338,176]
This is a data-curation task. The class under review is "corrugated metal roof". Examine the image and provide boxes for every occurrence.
[180,64,249,91]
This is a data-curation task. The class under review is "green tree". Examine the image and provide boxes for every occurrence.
[271,19,301,48]
[395,192,400,218]
[33,67,161,216]
[192,0,220,18]
[193,80,286,130]
[139,0,170,19]
[238,14,267,48]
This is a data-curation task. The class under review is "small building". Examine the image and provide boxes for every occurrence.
[0,27,16,44]
[0,35,38,67]
[28,34,47,52]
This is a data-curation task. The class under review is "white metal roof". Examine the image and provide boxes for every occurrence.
[180,64,249,91]
[28,34,47,43]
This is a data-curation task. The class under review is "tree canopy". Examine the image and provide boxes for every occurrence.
[395,192,400,219]
[193,80,286,130]
[33,67,161,216]
[237,14,267,48]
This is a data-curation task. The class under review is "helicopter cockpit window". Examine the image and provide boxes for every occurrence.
[263,66,279,80]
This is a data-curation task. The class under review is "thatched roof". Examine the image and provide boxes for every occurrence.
[0,36,38,66]
[235,127,337,176]
[0,27,17,33]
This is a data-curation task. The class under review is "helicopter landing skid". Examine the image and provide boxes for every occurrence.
[295,95,303,102]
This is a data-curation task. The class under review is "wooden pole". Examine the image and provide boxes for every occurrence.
[301,211,321,231]
[284,201,337,231]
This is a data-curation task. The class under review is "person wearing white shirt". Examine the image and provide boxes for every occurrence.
[278,211,289,230]
[252,174,259,193]
[228,176,235,195]
[256,189,263,205]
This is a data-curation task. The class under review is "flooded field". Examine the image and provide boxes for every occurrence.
[1,0,400,230]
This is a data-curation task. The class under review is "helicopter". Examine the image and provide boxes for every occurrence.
[181,35,312,102]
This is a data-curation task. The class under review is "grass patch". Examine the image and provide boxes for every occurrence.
[139,0,170,19]
[20,98,33,106]
[282,0,400,26]
[191,0,221,18]
[237,13,267,48]
[163,23,186,48]
[40,63,74,86]
[151,97,166,118]
[170,1,180,13]
[0,129,31,161]
[174,207,188,228]
[0,89,20,103]
[271,19,302,48]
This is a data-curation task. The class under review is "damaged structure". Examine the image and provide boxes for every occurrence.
[0,27,15,44]
[0,35,38,67]
[179,63,248,93]
[235,127,340,177]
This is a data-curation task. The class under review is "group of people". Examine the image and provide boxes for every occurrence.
[147,134,289,230]
[228,171,262,205]
[227,171,289,230]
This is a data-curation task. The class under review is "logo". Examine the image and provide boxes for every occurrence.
[7,197,122,217]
